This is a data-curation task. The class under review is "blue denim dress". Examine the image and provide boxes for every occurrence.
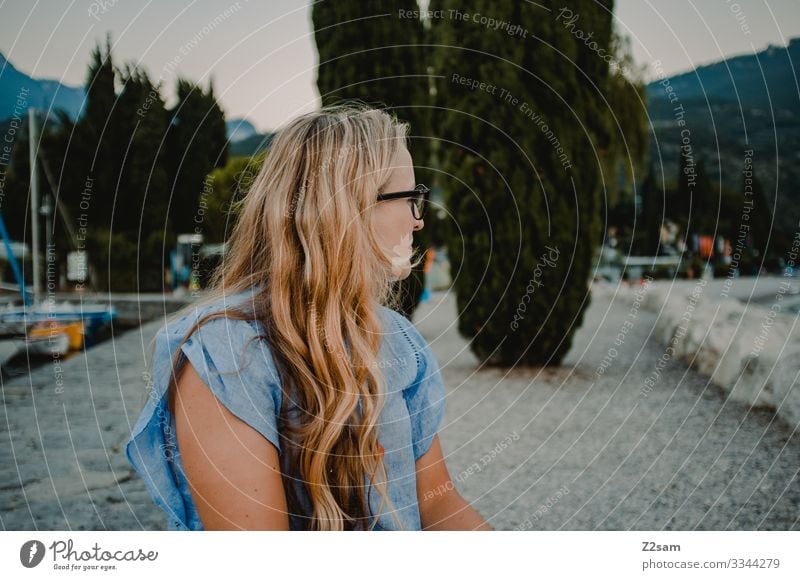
[125,287,446,530]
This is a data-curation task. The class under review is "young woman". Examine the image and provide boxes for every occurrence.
[127,103,492,531]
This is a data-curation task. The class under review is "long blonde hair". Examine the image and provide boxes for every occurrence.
[164,102,422,530]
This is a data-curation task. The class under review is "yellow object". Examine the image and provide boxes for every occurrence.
[28,321,85,350]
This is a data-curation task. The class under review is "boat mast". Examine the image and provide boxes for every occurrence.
[28,107,41,306]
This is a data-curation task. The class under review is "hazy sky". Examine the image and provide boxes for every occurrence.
[1,0,798,132]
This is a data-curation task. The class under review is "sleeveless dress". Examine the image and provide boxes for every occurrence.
[125,287,447,530]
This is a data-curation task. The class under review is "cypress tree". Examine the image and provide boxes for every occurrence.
[431,0,616,366]
[115,65,172,291]
[2,120,35,244]
[24,38,121,291]
[80,36,118,230]
[689,161,716,237]
[9,39,229,291]
[604,32,648,208]
[166,79,228,234]
[312,1,434,318]
[637,169,664,255]
[674,149,694,229]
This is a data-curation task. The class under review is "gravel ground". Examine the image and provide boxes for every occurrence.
[1,285,798,530]
[416,285,799,531]
[0,319,167,531]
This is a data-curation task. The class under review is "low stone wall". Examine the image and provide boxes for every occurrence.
[638,282,800,430]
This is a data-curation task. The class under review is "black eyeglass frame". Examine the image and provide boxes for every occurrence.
[376,184,430,220]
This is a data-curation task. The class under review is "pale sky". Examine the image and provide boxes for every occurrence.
[1,0,798,132]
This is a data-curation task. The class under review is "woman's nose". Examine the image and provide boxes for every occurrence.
[413,218,424,231]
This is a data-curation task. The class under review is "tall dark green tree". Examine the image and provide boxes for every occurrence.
[5,39,120,291]
[604,32,649,208]
[673,149,695,228]
[313,1,434,318]
[80,36,119,229]
[4,37,233,292]
[2,119,35,244]
[166,79,228,234]
[112,65,173,291]
[312,0,431,154]
[689,161,716,237]
[673,157,716,240]
[431,0,616,366]
[57,55,174,292]
[636,169,664,255]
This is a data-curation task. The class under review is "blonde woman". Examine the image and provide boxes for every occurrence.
[126,103,492,531]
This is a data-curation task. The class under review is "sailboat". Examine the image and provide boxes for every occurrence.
[0,108,116,360]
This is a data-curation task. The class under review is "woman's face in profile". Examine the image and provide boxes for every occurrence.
[372,146,424,280]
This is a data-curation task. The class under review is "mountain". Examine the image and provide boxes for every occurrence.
[645,38,800,232]
[226,118,276,156]
[226,117,258,143]
[0,53,85,121]
[651,38,800,112]
[230,132,274,157]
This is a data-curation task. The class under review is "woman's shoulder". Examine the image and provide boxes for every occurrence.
[128,290,283,531]
[375,305,439,388]
[157,288,264,344]
[151,288,278,391]
[376,304,429,354]
[149,287,283,434]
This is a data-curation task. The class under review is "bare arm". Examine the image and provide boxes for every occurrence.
[415,435,493,531]
[171,359,290,530]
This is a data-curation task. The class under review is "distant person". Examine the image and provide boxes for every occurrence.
[126,103,491,531]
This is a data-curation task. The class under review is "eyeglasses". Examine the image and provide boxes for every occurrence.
[376,184,430,220]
